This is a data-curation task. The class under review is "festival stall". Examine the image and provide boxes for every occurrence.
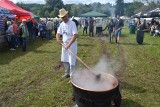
[0,6,16,46]
[0,0,33,22]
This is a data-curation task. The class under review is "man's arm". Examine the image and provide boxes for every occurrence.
[56,33,62,45]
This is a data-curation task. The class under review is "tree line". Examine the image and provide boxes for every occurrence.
[16,0,160,18]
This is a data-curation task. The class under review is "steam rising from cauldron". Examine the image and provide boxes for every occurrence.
[71,55,118,91]
[93,55,115,75]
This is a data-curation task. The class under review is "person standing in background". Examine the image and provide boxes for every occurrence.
[103,19,115,43]
[46,19,53,40]
[6,21,16,50]
[56,8,78,78]
[38,20,44,40]
[54,19,60,36]
[71,16,79,29]
[26,18,34,42]
[20,19,29,52]
[83,19,88,35]
[12,20,19,47]
[114,15,124,44]
[89,17,94,37]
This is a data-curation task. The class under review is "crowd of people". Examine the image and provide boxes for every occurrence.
[103,15,124,44]
[3,13,126,53]
[149,18,160,36]
[3,17,61,51]
[80,15,125,44]
[129,17,160,36]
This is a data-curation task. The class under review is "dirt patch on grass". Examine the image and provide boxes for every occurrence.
[53,61,64,71]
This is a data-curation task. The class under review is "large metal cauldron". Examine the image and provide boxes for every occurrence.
[71,71,121,107]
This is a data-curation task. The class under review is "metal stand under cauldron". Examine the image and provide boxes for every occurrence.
[71,73,121,107]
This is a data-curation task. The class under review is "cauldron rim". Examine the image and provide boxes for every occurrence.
[71,73,119,92]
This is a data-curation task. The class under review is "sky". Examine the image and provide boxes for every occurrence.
[11,0,133,4]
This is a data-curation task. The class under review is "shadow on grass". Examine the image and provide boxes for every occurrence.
[0,38,53,65]
[121,99,144,107]
[120,81,146,93]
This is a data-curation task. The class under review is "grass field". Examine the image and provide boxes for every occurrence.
[0,26,160,107]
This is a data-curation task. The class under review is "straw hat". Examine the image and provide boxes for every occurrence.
[58,8,68,18]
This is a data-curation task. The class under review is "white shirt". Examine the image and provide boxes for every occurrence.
[57,20,78,65]
[57,20,77,43]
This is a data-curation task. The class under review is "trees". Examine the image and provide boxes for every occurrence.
[141,0,160,10]
[124,1,144,17]
[124,3,135,17]
[44,0,64,12]
[16,2,31,11]
[115,0,124,16]
[124,0,159,17]
[43,0,64,17]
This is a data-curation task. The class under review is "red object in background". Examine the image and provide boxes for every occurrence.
[0,0,34,22]
[17,16,35,22]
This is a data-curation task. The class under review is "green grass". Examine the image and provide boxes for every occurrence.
[0,27,160,107]
[111,28,160,107]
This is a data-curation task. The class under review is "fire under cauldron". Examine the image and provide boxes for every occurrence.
[71,71,121,107]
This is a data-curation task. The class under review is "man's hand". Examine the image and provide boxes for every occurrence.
[61,43,70,50]
[64,44,70,50]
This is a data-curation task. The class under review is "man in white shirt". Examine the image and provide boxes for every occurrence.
[56,8,78,78]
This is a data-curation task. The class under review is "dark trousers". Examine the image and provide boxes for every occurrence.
[18,37,23,45]
[7,35,16,49]
[109,30,113,43]
[89,26,94,37]
[40,30,46,40]
[54,28,57,36]
[83,27,88,34]
[47,30,52,39]
[22,37,26,51]
[14,34,19,46]
[10,36,16,49]
[28,29,34,42]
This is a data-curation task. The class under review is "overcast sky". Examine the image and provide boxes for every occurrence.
[12,0,133,4]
